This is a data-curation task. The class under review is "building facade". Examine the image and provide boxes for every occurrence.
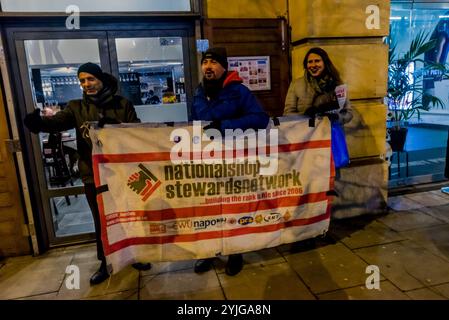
[0,0,391,257]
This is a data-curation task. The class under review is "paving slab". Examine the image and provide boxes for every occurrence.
[16,292,59,300]
[57,262,139,300]
[141,259,195,277]
[276,235,336,257]
[404,191,449,208]
[218,263,315,300]
[431,283,449,299]
[405,287,447,300]
[318,280,409,300]
[139,268,224,300]
[377,210,443,232]
[286,243,370,294]
[399,224,449,263]
[214,248,286,274]
[0,254,72,300]
[355,241,449,291]
[418,204,449,223]
[83,290,138,300]
[331,220,405,249]
[428,190,449,201]
[44,243,95,258]
[387,196,425,211]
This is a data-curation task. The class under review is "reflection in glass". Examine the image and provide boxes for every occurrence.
[50,195,95,237]
[115,37,185,112]
[389,5,449,183]
[24,39,100,107]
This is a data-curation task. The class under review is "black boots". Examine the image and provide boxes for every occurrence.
[194,254,244,276]
[90,261,109,285]
[132,262,152,271]
[194,258,215,273]
[225,254,243,276]
[89,262,152,285]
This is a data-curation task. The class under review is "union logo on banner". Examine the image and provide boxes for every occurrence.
[127,164,161,201]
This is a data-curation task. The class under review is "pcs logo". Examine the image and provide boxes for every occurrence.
[238,216,254,225]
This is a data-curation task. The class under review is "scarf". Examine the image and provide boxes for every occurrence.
[308,73,337,94]
[83,73,118,108]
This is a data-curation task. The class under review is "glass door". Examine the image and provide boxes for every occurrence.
[13,27,196,248]
[16,33,110,245]
[108,30,195,123]
[388,4,449,187]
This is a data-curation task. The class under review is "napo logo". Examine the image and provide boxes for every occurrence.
[255,214,263,224]
[168,218,227,231]
[283,210,292,221]
[238,216,254,225]
[127,164,161,201]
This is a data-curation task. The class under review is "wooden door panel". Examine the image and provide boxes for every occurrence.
[203,18,290,117]
[0,87,30,257]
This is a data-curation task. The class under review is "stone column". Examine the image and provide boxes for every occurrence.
[289,0,391,218]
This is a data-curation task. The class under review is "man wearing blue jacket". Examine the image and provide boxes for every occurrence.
[191,47,269,276]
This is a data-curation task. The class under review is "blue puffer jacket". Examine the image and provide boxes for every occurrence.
[192,71,269,131]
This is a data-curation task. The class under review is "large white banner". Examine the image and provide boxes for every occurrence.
[89,117,334,273]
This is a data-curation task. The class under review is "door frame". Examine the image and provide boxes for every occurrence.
[14,31,110,247]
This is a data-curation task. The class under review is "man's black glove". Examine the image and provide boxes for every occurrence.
[304,106,319,118]
[203,120,221,132]
[312,92,340,113]
[24,109,43,134]
[98,117,121,128]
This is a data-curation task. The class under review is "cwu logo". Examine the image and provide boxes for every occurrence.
[127,164,161,201]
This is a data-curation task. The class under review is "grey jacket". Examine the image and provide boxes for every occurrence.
[284,76,353,125]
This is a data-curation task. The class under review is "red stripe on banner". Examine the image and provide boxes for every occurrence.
[106,211,330,254]
[327,151,336,208]
[92,140,331,164]
[103,192,328,225]
[277,140,330,153]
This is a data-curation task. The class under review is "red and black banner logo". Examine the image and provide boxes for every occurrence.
[127,164,161,201]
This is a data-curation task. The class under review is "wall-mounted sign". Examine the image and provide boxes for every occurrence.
[227,56,271,91]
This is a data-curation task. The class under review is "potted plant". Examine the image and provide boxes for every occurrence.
[387,31,447,151]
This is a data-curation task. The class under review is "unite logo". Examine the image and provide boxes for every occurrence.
[127,164,161,201]
[149,223,166,234]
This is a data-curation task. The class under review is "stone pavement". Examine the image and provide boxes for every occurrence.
[1,189,448,300]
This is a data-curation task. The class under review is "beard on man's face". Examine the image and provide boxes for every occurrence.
[203,68,219,80]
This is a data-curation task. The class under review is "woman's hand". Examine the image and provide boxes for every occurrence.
[312,92,340,113]
[304,106,319,118]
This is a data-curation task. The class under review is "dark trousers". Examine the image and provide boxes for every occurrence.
[84,183,106,264]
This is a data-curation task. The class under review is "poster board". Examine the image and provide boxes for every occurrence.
[228,56,271,91]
